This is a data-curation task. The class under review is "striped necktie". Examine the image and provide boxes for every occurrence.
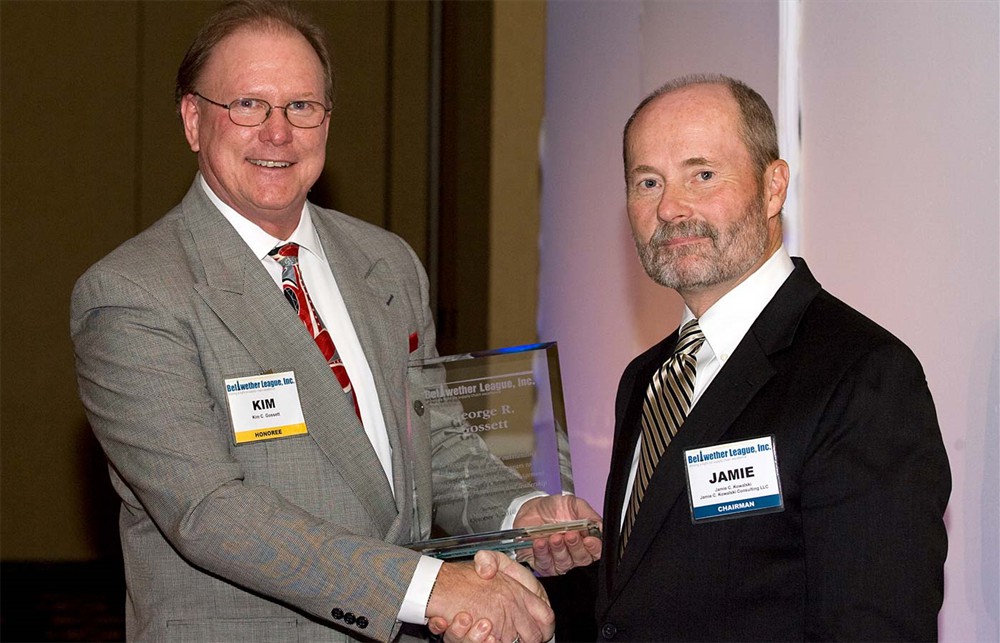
[620,319,705,557]
[269,243,361,422]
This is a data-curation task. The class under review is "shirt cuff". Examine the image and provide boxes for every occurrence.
[501,490,548,530]
[398,555,444,624]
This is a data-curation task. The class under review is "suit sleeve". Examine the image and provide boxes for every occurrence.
[800,341,950,641]
[71,266,419,643]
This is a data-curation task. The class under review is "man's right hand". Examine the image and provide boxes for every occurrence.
[426,550,554,643]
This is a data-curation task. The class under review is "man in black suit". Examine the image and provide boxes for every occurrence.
[436,73,949,643]
[594,74,950,641]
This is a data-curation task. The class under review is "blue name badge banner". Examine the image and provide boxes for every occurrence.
[684,435,784,523]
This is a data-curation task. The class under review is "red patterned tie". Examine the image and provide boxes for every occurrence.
[269,243,361,421]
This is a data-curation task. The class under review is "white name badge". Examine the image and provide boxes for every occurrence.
[684,435,784,523]
[224,371,308,445]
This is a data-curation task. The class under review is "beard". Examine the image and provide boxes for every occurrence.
[634,190,770,291]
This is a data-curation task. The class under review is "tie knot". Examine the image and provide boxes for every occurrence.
[269,242,300,266]
[674,319,705,357]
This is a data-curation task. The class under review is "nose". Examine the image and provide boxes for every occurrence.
[258,108,293,145]
[656,185,693,222]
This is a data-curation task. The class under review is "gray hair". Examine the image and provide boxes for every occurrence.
[623,73,778,178]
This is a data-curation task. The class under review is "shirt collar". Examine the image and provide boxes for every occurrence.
[198,174,324,262]
[682,246,794,364]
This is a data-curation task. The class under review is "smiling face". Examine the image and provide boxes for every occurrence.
[625,83,788,315]
[180,26,329,238]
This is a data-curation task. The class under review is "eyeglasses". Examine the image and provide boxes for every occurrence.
[193,92,331,129]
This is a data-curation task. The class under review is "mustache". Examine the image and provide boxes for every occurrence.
[647,220,719,246]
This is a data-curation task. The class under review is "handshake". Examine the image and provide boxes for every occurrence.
[423,495,603,643]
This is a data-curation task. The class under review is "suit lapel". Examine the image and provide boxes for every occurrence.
[182,183,315,375]
[611,333,774,594]
[601,336,671,585]
[607,259,821,601]
[180,184,398,534]
[312,208,413,532]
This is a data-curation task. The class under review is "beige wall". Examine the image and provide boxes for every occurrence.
[1,0,543,561]
[490,1,545,347]
[1,0,411,560]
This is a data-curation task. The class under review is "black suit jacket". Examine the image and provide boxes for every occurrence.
[594,258,950,642]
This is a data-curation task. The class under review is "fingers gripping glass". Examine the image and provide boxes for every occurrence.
[193,92,331,129]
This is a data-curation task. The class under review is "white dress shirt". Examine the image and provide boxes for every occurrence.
[620,247,795,527]
[200,176,438,624]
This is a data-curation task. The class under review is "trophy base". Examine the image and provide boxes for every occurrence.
[405,519,601,560]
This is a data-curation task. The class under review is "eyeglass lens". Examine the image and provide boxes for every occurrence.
[228,98,327,128]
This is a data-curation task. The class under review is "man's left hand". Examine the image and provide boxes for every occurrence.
[513,495,602,576]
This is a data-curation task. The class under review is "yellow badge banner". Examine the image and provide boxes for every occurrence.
[234,422,308,444]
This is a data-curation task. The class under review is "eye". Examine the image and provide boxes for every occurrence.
[288,101,324,116]
[697,170,714,181]
[235,98,261,110]
[627,174,662,195]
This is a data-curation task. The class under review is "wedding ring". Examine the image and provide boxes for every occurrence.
[511,636,521,643]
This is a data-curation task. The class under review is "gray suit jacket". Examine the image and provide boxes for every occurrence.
[71,180,511,642]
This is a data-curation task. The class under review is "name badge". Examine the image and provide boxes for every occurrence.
[684,435,783,523]
[224,371,308,444]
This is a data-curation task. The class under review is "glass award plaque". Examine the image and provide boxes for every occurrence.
[405,342,591,559]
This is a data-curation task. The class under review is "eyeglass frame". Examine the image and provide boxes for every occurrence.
[192,92,332,129]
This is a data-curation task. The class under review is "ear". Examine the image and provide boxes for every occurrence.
[179,94,201,153]
[763,159,789,220]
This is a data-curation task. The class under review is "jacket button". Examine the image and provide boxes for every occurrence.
[331,608,344,620]
[601,623,617,639]
[413,400,425,416]
[343,612,357,625]
[356,616,369,629]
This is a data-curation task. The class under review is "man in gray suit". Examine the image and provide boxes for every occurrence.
[71,2,600,641]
